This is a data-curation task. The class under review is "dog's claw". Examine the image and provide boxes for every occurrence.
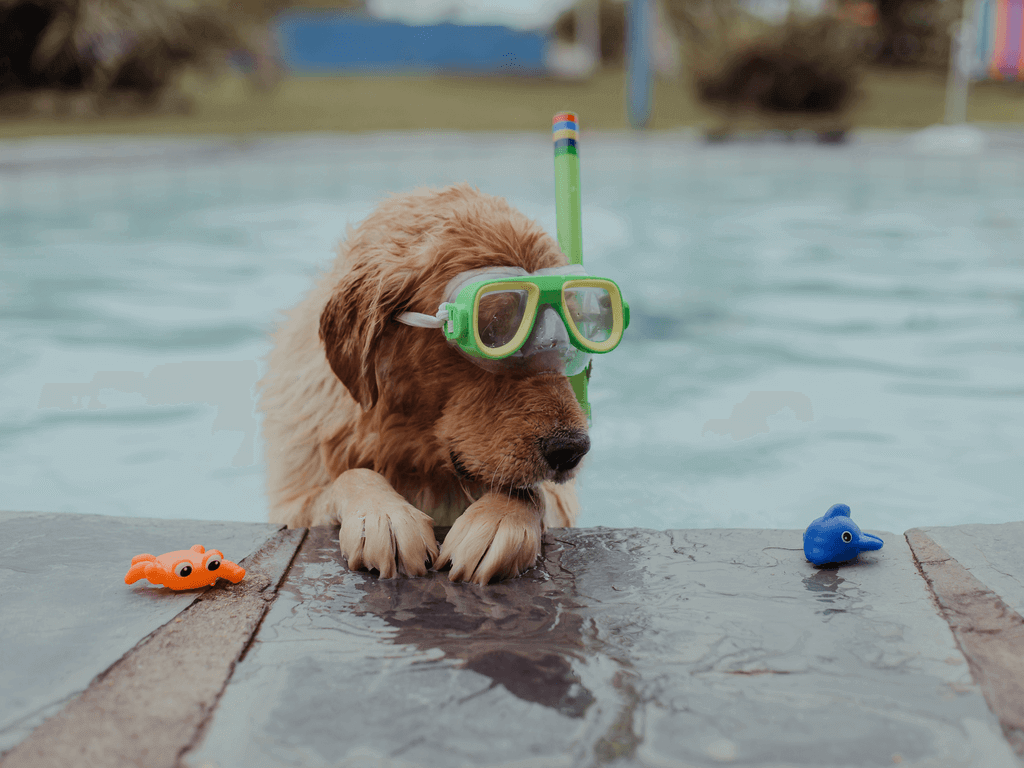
[435,494,542,584]
[338,495,437,579]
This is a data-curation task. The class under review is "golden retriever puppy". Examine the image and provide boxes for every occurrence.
[259,184,588,584]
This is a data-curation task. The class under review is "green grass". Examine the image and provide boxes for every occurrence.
[0,66,1021,139]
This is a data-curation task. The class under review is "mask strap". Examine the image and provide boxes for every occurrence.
[397,305,449,329]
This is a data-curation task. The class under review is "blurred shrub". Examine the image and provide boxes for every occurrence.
[230,0,363,22]
[0,0,364,111]
[869,0,959,68]
[0,0,242,101]
[694,15,863,115]
[554,0,961,73]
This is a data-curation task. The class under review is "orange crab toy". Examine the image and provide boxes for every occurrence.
[125,545,246,590]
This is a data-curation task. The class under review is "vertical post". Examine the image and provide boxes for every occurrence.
[627,0,653,129]
[552,111,590,422]
[945,0,976,124]
[578,0,601,67]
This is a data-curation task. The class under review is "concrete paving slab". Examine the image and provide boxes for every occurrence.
[1,528,305,768]
[913,522,1024,618]
[0,511,283,754]
[906,528,1024,757]
[185,526,1021,768]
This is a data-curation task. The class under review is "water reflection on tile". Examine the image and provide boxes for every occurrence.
[187,526,1019,767]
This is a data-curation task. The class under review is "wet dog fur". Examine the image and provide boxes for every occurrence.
[258,184,588,584]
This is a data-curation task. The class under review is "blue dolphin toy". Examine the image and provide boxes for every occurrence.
[803,504,883,565]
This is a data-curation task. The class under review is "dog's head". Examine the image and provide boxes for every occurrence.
[319,185,589,496]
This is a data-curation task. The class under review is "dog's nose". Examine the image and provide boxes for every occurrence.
[539,431,590,473]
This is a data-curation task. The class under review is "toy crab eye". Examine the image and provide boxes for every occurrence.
[206,559,221,571]
[842,531,853,543]
[174,563,193,578]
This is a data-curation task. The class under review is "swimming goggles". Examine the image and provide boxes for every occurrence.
[397,265,630,375]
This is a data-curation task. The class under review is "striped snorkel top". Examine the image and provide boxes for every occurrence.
[553,112,579,155]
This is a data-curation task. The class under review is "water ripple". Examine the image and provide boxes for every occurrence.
[1,135,1022,532]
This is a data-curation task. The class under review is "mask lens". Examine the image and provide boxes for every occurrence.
[564,286,614,344]
[477,289,529,351]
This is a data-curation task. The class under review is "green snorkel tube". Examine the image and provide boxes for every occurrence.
[552,111,591,422]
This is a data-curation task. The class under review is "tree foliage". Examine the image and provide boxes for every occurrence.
[0,0,243,95]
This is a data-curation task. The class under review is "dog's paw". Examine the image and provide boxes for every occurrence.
[338,496,438,579]
[435,493,544,584]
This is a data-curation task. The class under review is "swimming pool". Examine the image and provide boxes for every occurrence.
[1,131,1022,534]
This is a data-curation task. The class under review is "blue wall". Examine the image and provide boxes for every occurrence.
[276,14,550,74]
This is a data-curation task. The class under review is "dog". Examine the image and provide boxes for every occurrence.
[258,184,589,584]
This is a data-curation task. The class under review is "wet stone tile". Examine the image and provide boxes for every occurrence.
[0,511,283,753]
[913,522,1024,618]
[186,526,1021,768]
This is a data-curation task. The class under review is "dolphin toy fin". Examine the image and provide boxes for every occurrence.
[823,503,851,519]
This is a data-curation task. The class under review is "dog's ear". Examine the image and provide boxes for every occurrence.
[319,264,418,410]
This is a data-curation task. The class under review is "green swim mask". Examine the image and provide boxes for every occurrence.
[397,265,630,376]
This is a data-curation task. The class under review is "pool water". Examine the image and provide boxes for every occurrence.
[1,132,1022,534]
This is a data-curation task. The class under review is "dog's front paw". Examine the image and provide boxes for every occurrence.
[327,469,438,578]
[339,498,438,578]
[435,492,544,584]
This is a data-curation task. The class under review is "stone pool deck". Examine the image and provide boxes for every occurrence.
[1,511,1023,768]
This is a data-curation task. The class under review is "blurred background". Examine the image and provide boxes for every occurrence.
[1,0,1023,133]
[1,0,1022,534]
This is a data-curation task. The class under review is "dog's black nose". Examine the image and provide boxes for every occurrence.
[539,431,590,473]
